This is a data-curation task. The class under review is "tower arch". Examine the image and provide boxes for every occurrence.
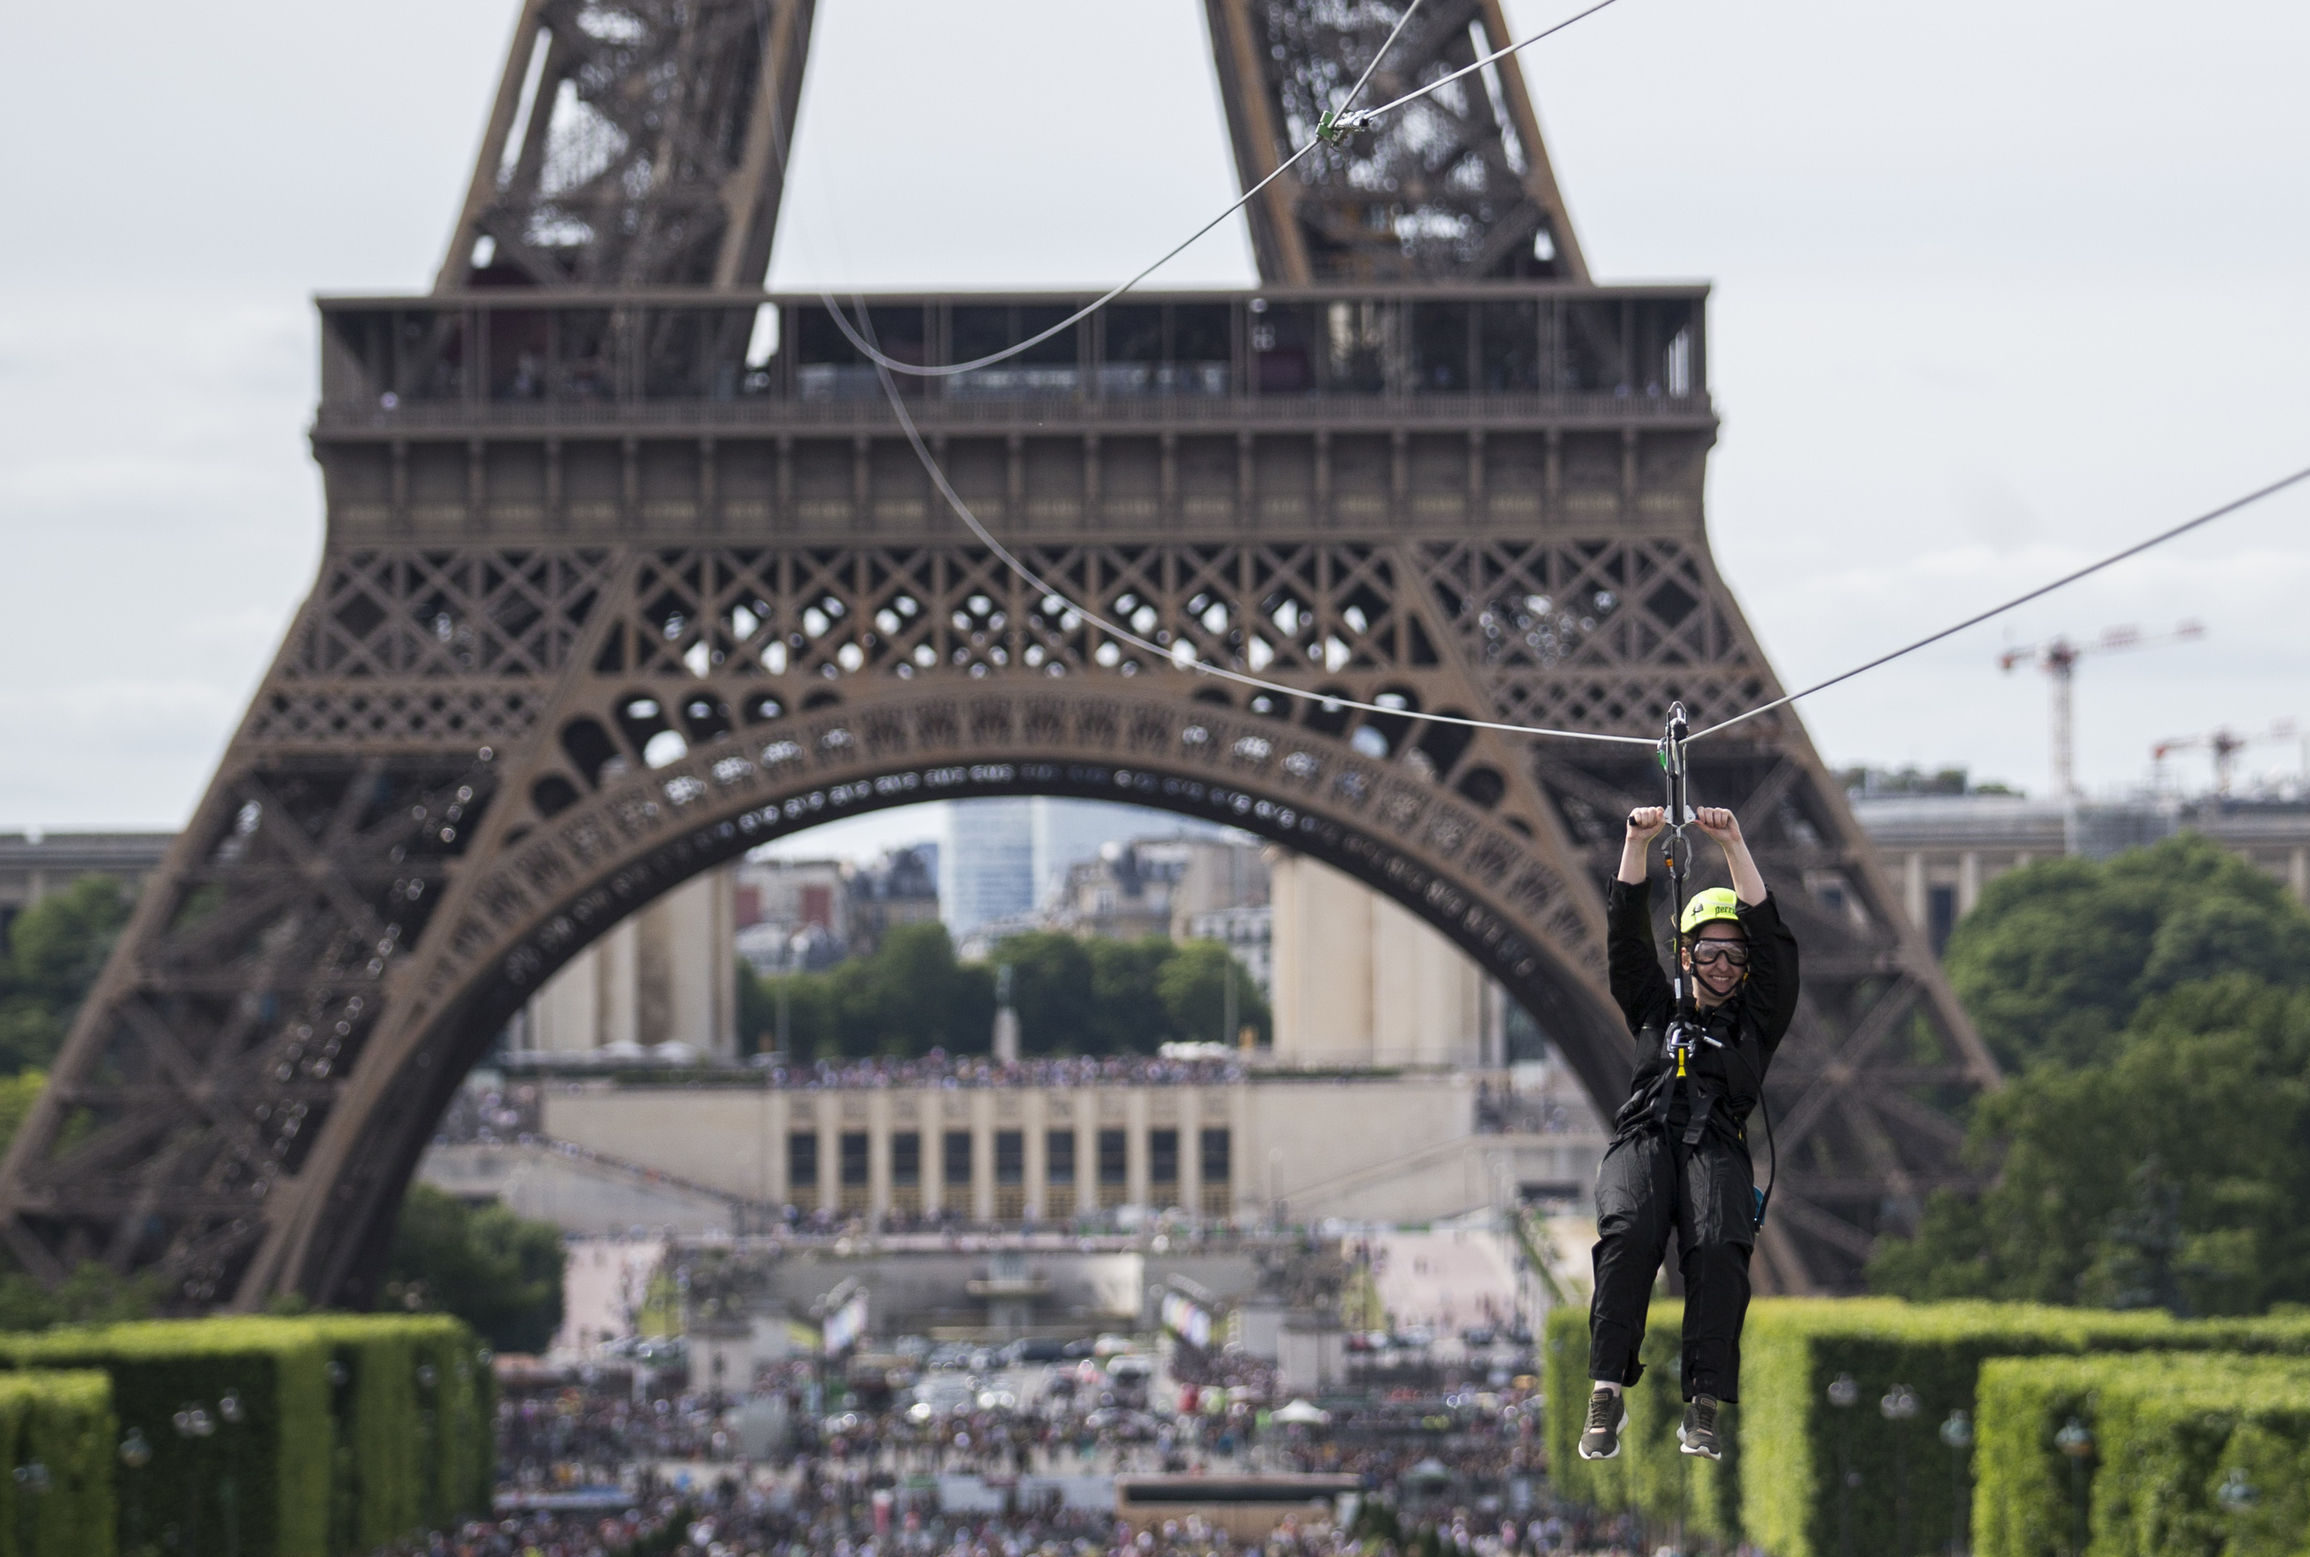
[0,1,1998,1305]
[267,680,1630,1305]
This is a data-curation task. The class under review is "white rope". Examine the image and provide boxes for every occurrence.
[843,299,1656,748]
[833,0,1453,379]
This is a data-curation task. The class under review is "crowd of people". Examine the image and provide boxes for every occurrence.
[408,1474,1668,1557]
[501,1389,736,1486]
[1471,1083,1593,1137]
[458,1342,1719,1557]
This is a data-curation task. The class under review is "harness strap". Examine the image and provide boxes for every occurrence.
[1681,1078,1719,1147]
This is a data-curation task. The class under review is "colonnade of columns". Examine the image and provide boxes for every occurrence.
[751,1086,1248,1221]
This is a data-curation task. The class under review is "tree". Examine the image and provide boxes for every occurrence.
[381,1183,566,1353]
[997,932,1265,1053]
[1157,939,1271,1047]
[0,1069,45,1153]
[845,921,996,1055]
[1871,833,2310,1314]
[0,876,134,1073]
[738,925,1267,1059]
[991,932,1098,1054]
[1086,937,1175,1054]
[738,923,994,1059]
[1944,833,2310,1071]
[0,1262,161,1332]
[0,1070,162,1328]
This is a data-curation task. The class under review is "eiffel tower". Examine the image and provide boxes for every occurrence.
[0,0,1998,1306]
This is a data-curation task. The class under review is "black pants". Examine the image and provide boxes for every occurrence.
[1588,1126,1754,1402]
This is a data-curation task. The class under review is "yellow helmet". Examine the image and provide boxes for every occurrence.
[1678,887,1745,936]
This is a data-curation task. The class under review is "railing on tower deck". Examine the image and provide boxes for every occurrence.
[313,284,1710,427]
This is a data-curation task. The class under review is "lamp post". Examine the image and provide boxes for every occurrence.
[2054,1417,2094,1557]
[417,1361,441,1522]
[1938,1410,1973,1557]
[12,1459,49,1556]
[1828,1373,1861,1557]
[120,1427,153,1557]
[217,1389,245,1557]
[171,1403,215,1557]
[1675,1353,1698,1551]
[1881,1384,1919,1556]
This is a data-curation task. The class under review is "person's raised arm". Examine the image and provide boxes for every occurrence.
[1619,807,1666,884]
[1693,808,1765,904]
[1694,807,1798,1046]
[1609,808,1673,1029]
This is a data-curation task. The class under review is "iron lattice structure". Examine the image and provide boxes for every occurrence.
[1203,0,1588,282]
[0,0,1997,1307]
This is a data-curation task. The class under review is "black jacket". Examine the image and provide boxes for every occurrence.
[1605,877,1799,1144]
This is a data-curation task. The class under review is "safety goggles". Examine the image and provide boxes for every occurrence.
[1688,941,1750,969]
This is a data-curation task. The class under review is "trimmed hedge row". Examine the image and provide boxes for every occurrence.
[0,1318,332,1557]
[1738,1301,2310,1557]
[303,1315,493,1553]
[1543,1298,2310,1557]
[1974,1352,2310,1557]
[0,1315,491,1557]
[0,1370,116,1557]
[1542,1301,1737,1543]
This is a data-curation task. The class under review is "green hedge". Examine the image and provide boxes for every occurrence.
[1738,1300,2310,1557]
[0,1319,331,1557]
[300,1315,491,1552]
[1542,1300,1738,1544]
[1974,1352,2310,1557]
[0,1315,492,1557]
[0,1370,115,1557]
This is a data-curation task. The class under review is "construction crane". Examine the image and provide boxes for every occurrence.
[2152,719,2303,796]
[1997,621,2205,799]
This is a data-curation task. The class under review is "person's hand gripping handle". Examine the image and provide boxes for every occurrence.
[1618,806,1666,885]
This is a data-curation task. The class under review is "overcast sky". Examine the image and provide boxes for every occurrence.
[3,0,2305,838]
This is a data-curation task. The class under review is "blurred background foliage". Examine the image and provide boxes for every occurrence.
[1872,834,2310,1313]
[736,921,1270,1059]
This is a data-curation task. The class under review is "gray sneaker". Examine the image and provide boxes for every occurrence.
[1578,1386,1626,1460]
[1679,1394,1723,1460]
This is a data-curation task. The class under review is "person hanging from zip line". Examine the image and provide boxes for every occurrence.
[1579,804,1798,1463]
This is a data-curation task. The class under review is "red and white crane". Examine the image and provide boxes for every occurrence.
[2152,719,2303,796]
[1997,621,2205,799]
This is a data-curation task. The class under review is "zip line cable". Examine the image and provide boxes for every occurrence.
[794,8,2305,760]
[842,299,1657,748]
[820,0,1431,380]
[1350,0,1622,124]
[1686,460,2310,742]
[759,10,1641,748]
[859,266,2307,754]
[829,0,1644,380]
[819,136,1317,378]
